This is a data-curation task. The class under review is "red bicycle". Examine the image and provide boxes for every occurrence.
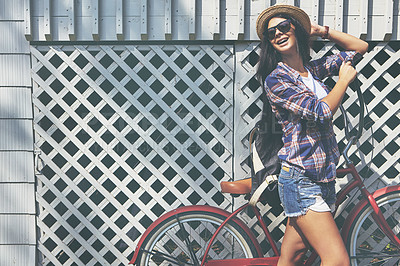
[129,83,400,265]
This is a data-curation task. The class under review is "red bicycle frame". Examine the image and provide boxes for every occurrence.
[337,165,400,247]
[200,204,279,266]
[129,163,400,266]
[200,163,400,266]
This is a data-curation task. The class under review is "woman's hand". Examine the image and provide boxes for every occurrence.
[310,22,325,38]
[339,61,357,85]
[322,61,357,115]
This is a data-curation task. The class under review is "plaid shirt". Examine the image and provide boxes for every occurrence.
[265,51,361,182]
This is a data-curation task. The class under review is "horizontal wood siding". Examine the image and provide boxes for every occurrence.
[0,0,35,265]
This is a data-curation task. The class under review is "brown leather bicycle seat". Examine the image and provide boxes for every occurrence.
[220,178,252,195]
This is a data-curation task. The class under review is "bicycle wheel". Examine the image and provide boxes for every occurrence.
[136,210,258,265]
[347,191,400,265]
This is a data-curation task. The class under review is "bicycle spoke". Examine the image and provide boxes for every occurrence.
[141,248,195,265]
[155,217,240,262]
[384,257,400,265]
[350,252,400,259]
[350,251,400,266]
[176,214,200,266]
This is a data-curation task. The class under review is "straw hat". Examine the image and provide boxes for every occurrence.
[256,4,311,40]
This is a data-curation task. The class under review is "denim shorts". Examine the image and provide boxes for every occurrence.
[278,166,336,217]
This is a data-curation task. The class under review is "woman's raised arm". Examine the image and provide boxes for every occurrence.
[311,23,369,55]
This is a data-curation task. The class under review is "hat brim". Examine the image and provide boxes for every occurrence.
[256,4,311,40]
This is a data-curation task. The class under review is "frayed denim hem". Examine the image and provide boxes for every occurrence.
[283,209,308,217]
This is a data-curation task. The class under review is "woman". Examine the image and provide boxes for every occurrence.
[255,4,368,266]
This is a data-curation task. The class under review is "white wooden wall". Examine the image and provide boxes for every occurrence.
[26,0,400,41]
[0,0,36,265]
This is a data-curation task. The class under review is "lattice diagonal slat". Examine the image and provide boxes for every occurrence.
[32,44,234,265]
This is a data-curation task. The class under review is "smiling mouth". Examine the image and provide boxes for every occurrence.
[277,38,288,45]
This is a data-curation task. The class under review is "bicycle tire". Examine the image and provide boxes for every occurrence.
[347,191,400,265]
[136,210,258,266]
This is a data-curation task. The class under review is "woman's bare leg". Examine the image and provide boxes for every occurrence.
[280,210,350,266]
[278,218,309,266]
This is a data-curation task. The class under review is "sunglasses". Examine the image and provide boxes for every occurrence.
[266,19,292,40]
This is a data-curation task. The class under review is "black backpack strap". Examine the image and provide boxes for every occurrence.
[248,125,259,182]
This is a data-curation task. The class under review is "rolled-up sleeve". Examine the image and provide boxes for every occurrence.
[265,73,332,124]
[309,51,363,80]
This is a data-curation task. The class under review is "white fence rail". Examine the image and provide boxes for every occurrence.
[25,0,400,41]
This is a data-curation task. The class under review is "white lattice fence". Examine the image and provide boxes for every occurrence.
[32,44,235,265]
[32,42,400,264]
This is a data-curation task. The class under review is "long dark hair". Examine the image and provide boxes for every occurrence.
[256,14,311,84]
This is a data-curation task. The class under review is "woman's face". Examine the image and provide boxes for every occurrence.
[267,17,297,56]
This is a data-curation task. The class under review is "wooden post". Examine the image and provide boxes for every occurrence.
[238,0,244,40]
[44,0,52,40]
[359,0,368,40]
[189,0,196,40]
[68,0,76,41]
[24,0,32,41]
[141,0,148,40]
[165,0,172,40]
[116,0,124,40]
[92,0,99,41]
[214,0,220,40]
[311,0,319,24]
[384,0,393,41]
[335,0,343,32]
